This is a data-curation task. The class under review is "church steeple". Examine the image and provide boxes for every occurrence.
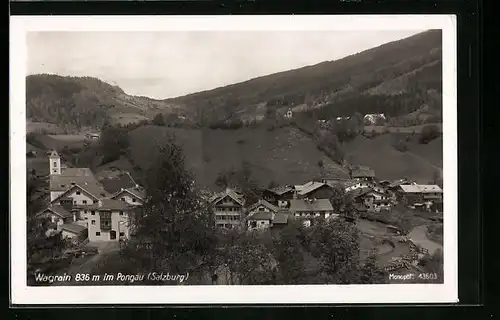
[49,150,61,175]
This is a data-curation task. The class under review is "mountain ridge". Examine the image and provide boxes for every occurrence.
[26,29,442,128]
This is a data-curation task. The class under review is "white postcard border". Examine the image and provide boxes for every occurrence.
[10,14,458,305]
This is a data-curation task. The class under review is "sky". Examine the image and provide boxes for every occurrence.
[27,30,423,99]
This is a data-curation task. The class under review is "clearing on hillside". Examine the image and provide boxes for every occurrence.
[343,135,440,183]
[128,125,349,188]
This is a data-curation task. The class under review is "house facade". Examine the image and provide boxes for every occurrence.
[209,188,245,229]
[289,199,336,220]
[245,199,280,231]
[397,184,443,207]
[262,185,295,207]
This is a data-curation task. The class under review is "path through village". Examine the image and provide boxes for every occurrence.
[408,224,443,255]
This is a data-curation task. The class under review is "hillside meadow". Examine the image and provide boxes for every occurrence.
[126,125,349,188]
[343,134,442,183]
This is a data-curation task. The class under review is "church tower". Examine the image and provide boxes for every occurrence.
[49,150,61,175]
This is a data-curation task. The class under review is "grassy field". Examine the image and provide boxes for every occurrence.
[26,121,65,134]
[343,134,441,183]
[37,134,87,150]
[127,125,349,188]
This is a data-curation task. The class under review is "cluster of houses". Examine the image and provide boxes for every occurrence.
[33,150,444,243]
[208,165,444,232]
[35,150,145,243]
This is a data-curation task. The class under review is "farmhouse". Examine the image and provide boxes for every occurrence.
[209,187,246,229]
[59,223,88,243]
[397,184,443,207]
[350,166,376,181]
[262,185,295,207]
[347,186,392,212]
[38,150,141,243]
[344,178,374,193]
[294,181,336,200]
[289,198,336,220]
[244,199,281,230]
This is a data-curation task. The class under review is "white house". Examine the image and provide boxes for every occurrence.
[111,186,146,206]
[209,188,246,229]
[244,199,280,231]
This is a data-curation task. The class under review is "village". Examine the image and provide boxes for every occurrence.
[29,138,444,284]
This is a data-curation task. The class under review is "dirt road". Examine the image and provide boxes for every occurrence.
[408,224,443,255]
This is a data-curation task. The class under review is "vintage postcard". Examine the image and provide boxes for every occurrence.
[10,15,457,305]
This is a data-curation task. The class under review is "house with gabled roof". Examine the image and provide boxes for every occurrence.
[294,181,337,200]
[349,166,376,181]
[244,199,280,230]
[209,187,246,229]
[36,150,144,243]
[397,183,443,208]
[262,185,295,207]
[111,186,146,206]
[289,198,337,224]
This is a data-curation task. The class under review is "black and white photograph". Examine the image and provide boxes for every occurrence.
[10,15,458,304]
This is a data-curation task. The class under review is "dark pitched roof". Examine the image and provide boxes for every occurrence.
[60,223,87,234]
[346,187,373,199]
[247,199,279,213]
[273,212,289,224]
[295,181,330,196]
[209,188,245,206]
[50,168,109,198]
[111,186,146,201]
[289,199,333,212]
[99,173,137,194]
[86,198,132,210]
[267,185,294,195]
[247,211,274,221]
[37,204,73,219]
[127,187,146,199]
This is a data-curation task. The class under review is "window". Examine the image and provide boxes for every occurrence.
[82,200,87,204]
[61,184,65,188]
[100,212,112,230]
[71,182,75,186]
[73,201,77,205]
[91,211,95,215]
[121,197,125,202]
[91,220,96,225]
[132,198,136,203]
[119,211,124,216]
[53,169,57,173]
[261,221,265,224]
[96,232,101,236]
[94,200,98,204]
[119,232,125,237]
[76,191,81,195]
[259,207,265,211]
[53,161,57,167]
